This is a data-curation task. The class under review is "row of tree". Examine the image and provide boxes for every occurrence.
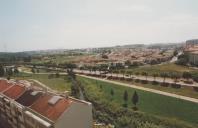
[0,65,19,78]
[110,88,139,110]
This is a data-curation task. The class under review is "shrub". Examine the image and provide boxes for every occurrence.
[171,84,181,89]
[160,83,169,87]
[193,87,198,92]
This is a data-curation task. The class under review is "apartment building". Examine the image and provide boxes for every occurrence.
[0,79,93,128]
[184,39,198,65]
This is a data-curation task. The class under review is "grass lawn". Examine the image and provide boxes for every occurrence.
[14,73,71,92]
[78,76,198,126]
[122,63,196,75]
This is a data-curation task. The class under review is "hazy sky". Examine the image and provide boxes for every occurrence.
[0,0,198,52]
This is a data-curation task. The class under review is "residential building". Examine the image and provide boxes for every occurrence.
[0,79,93,128]
[184,39,198,65]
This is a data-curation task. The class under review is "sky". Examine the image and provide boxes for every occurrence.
[0,0,198,52]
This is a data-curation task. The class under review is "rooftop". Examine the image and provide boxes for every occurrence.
[16,89,43,106]
[30,93,72,121]
[0,79,12,92]
[3,84,26,99]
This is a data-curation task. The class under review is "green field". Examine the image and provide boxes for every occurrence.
[78,76,198,126]
[14,73,71,92]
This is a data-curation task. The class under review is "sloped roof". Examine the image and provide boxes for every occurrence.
[0,80,12,92]
[16,89,43,106]
[3,84,26,99]
[30,93,72,121]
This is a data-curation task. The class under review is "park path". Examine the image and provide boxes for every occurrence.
[79,74,198,103]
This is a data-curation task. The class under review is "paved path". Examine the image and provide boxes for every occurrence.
[79,74,198,103]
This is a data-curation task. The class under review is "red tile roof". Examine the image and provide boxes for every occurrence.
[3,84,26,99]
[0,80,12,92]
[30,94,72,121]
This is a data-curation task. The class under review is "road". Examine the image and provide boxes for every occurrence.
[74,69,198,87]
[79,74,198,103]
[19,67,198,87]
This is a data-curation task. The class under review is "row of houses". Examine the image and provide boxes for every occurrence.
[0,79,92,128]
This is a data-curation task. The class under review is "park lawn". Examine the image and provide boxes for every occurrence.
[77,76,198,126]
[122,63,195,75]
[14,73,71,92]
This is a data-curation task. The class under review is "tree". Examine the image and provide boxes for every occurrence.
[127,71,133,78]
[70,81,80,98]
[37,69,40,73]
[55,72,60,78]
[172,72,181,83]
[132,91,139,110]
[23,56,32,62]
[7,68,13,76]
[67,69,76,80]
[175,54,188,66]
[14,68,19,75]
[99,85,103,90]
[31,68,35,73]
[101,54,108,59]
[123,90,128,102]
[160,72,168,83]
[152,73,158,81]
[0,65,5,77]
[110,88,114,96]
[182,72,192,81]
[141,72,148,80]
[135,72,140,76]
[125,60,131,67]
[173,50,178,56]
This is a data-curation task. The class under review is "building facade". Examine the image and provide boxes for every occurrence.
[184,39,198,65]
[0,79,93,128]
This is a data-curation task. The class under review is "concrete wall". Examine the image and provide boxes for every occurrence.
[55,101,92,128]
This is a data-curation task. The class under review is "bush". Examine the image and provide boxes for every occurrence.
[141,80,148,84]
[160,83,169,87]
[152,81,159,85]
[175,54,188,66]
[171,84,181,89]
[48,74,54,79]
[193,87,198,92]
[135,79,140,83]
